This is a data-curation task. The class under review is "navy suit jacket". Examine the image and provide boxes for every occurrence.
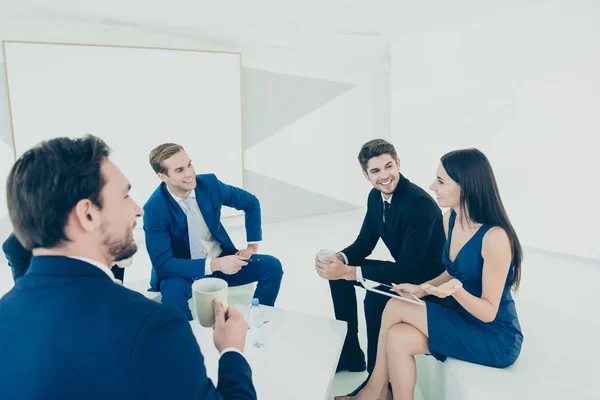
[0,256,257,400]
[143,174,262,289]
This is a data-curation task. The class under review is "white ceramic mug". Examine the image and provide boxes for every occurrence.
[317,249,336,264]
[191,278,228,327]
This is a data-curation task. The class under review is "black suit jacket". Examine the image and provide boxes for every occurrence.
[342,174,446,285]
[1,233,31,282]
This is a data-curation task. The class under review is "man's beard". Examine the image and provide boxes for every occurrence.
[102,226,138,262]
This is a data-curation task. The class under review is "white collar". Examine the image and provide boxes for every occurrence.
[381,193,393,204]
[68,256,115,280]
[167,185,196,203]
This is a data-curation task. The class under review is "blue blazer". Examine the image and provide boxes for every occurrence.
[0,256,256,400]
[143,174,262,289]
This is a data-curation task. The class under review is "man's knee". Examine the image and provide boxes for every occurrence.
[260,255,283,279]
[329,278,354,290]
[329,279,359,305]
[160,277,193,319]
[160,277,192,302]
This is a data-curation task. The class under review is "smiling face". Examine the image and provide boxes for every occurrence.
[429,163,461,208]
[97,160,143,262]
[363,154,401,197]
[158,150,197,197]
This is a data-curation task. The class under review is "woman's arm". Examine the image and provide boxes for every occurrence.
[450,227,512,322]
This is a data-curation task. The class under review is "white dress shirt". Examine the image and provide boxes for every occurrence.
[168,187,261,275]
[340,193,393,281]
[68,256,116,281]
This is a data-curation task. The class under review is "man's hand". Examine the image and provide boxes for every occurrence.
[315,255,353,281]
[213,299,247,353]
[236,243,258,260]
[212,255,248,275]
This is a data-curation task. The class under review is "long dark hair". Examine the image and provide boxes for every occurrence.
[441,148,522,290]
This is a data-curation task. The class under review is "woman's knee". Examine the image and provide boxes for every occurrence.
[385,323,426,355]
[382,298,408,324]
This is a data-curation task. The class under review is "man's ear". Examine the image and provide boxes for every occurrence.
[73,198,101,233]
[157,172,168,183]
[362,170,369,181]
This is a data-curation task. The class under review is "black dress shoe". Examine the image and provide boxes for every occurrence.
[345,377,393,397]
[346,377,369,396]
[336,348,367,373]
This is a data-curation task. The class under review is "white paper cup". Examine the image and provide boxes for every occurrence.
[317,249,336,264]
[191,278,228,327]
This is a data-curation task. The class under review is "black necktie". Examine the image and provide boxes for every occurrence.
[384,201,391,226]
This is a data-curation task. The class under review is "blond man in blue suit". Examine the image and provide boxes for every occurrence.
[143,143,283,320]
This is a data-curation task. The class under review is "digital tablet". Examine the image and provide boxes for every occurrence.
[359,277,425,306]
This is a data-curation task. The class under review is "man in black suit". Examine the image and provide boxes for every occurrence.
[315,139,446,387]
[2,233,31,282]
[3,232,127,284]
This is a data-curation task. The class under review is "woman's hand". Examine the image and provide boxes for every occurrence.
[421,279,463,298]
[391,283,427,299]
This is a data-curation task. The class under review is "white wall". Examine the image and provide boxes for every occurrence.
[390,0,600,260]
[241,37,390,218]
[0,19,229,243]
[0,18,390,243]
[4,42,244,218]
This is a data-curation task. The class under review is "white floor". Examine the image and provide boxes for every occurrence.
[1,208,599,399]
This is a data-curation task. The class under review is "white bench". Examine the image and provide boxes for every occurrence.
[412,248,600,400]
[415,298,600,400]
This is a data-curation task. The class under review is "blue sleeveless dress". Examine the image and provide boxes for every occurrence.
[426,211,523,368]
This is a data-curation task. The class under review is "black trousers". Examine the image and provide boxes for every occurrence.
[329,260,392,374]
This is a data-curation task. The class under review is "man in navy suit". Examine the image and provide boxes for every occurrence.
[143,143,283,320]
[0,135,256,400]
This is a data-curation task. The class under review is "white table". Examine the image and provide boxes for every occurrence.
[190,305,347,400]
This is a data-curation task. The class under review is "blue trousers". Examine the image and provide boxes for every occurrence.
[160,253,283,320]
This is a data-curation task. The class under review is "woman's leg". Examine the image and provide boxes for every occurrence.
[352,299,428,400]
[386,323,430,400]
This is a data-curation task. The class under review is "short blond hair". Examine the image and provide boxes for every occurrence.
[149,143,184,175]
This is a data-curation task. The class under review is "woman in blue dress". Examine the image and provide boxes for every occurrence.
[336,148,523,400]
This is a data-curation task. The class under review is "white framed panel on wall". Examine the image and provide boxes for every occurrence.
[3,41,244,218]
